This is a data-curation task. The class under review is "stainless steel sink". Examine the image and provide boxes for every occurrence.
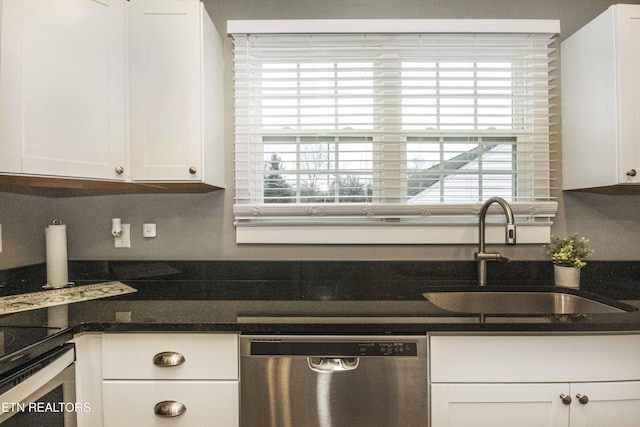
[422,291,629,314]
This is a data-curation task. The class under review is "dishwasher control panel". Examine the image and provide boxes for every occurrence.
[250,340,419,357]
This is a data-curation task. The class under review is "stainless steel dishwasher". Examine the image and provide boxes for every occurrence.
[240,335,427,427]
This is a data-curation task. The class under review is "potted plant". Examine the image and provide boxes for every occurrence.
[545,233,593,288]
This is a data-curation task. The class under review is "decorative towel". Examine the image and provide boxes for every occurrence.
[0,282,137,315]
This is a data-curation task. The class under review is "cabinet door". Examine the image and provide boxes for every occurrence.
[129,0,203,182]
[103,380,239,427]
[570,381,640,427]
[0,0,126,180]
[431,383,570,427]
[615,5,640,184]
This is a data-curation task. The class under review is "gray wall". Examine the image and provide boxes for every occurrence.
[2,0,640,270]
[0,192,55,269]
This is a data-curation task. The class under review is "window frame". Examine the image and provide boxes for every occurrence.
[229,19,560,244]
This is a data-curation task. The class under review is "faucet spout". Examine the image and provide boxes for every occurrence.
[476,197,516,286]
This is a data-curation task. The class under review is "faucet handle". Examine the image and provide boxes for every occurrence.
[475,252,509,262]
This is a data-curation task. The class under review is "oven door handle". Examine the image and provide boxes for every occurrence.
[307,357,360,372]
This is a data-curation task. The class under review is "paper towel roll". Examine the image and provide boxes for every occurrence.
[45,222,69,288]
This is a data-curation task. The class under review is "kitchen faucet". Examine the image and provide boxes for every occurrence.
[475,197,516,286]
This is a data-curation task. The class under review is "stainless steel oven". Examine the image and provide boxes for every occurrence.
[240,335,428,427]
[0,344,76,426]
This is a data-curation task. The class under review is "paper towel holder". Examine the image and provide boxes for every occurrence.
[43,219,75,290]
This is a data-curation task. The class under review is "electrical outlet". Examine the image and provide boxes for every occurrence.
[115,311,132,323]
[114,224,130,248]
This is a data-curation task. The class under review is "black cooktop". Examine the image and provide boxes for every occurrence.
[0,327,73,378]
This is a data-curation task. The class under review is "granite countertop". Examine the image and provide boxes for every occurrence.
[0,277,639,378]
[1,279,640,336]
[1,259,640,376]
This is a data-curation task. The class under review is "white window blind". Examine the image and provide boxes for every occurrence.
[231,20,559,244]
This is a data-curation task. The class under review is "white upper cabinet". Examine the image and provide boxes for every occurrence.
[0,0,225,191]
[129,0,225,187]
[0,0,127,181]
[562,4,640,190]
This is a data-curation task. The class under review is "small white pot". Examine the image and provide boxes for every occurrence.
[554,265,581,288]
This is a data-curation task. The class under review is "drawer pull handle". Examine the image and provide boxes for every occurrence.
[559,394,572,405]
[576,394,589,405]
[153,352,186,367]
[154,401,187,417]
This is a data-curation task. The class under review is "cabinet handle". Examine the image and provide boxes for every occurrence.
[153,351,186,367]
[559,394,572,405]
[154,401,187,417]
[576,394,589,405]
[627,169,637,177]
[115,165,125,175]
[189,167,197,175]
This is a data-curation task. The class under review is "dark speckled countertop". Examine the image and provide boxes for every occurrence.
[1,260,640,378]
[1,278,639,335]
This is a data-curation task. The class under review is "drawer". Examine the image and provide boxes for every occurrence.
[103,380,239,427]
[430,333,640,383]
[102,333,238,380]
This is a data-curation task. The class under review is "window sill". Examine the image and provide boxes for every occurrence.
[236,223,551,245]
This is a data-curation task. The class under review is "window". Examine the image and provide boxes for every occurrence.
[230,20,559,244]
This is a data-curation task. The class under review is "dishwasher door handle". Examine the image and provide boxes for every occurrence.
[308,357,360,372]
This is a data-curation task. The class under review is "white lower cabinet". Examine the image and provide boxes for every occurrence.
[103,380,238,426]
[431,382,640,427]
[74,332,239,427]
[568,381,640,427]
[432,383,569,427]
[430,334,640,427]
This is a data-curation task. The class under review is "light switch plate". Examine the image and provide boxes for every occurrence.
[143,223,156,238]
